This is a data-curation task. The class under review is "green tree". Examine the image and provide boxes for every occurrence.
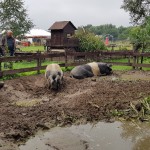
[75,29,106,52]
[0,0,34,37]
[122,0,150,24]
[81,24,131,41]
[129,18,150,51]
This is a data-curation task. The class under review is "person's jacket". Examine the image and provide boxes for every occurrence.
[2,36,15,48]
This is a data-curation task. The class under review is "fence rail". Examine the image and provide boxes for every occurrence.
[0,50,150,77]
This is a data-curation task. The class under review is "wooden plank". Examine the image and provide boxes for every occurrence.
[104,62,132,66]
[0,53,65,62]
[0,63,66,76]
[101,52,133,56]
[133,53,150,57]
[132,63,150,68]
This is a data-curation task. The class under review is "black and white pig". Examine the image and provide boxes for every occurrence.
[70,62,112,79]
[45,64,63,90]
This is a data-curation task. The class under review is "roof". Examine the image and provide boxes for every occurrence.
[49,21,77,30]
[25,29,51,38]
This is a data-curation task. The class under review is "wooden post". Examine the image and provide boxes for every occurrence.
[133,55,137,70]
[0,61,2,78]
[140,43,144,70]
[65,49,68,69]
[132,43,137,70]
[128,56,130,65]
[37,51,41,74]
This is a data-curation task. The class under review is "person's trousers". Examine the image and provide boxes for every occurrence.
[8,46,15,56]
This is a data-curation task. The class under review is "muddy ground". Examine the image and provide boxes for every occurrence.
[0,70,150,149]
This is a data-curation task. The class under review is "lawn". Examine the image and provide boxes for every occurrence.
[19,46,45,52]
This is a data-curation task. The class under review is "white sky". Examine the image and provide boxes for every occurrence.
[24,0,131,30]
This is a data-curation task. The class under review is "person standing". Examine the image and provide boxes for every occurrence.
[0,30,6,56]
[2,30,15,69]
[2,30,16,56]
[6,30,16,56]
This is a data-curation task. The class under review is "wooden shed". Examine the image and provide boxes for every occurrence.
[47,21,79,50]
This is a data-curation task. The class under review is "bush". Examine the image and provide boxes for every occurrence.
[75,29,106,52]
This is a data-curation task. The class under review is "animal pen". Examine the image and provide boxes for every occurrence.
[0,50,150,78]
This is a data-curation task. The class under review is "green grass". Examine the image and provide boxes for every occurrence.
[112,66,132,71]
[20,46,45,52]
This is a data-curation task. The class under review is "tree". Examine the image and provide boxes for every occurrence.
[122,0,150,24]
[75,29,106,52]
[81,24,131,41]
[129,18,150,51]
[0,0,34,37]
[129,18,150,68]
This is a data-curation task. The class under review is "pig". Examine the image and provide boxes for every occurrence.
[70,62,112,79]
[45,64,63,90]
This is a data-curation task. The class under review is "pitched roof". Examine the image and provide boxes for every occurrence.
[49,21,77,30]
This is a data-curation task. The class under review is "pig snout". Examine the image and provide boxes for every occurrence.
[51,75,61,90]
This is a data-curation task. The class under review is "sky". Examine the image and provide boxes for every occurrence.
[24,0,131,30]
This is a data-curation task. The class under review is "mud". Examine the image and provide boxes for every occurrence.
[0,70,150,149]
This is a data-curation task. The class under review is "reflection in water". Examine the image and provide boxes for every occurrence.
[20,121,150,150]
[121,121,150,150]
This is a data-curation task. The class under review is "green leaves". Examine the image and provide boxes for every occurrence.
[0,0,34,37]
[129,17,150,51]
[122,0,150,24]
[80,24,131,41]
[75,29,106,52]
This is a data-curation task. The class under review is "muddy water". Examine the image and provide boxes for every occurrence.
[20,121,150,150]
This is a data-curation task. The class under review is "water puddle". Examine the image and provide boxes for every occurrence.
[20,121,150,150]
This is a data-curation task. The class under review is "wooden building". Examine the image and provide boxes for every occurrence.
[47,21,79,50]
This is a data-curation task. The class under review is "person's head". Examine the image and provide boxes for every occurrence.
[7,30,13,37]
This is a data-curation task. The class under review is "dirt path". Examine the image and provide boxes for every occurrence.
[0,70,150,149]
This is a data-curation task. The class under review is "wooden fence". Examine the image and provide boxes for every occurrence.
[0,50,150,77]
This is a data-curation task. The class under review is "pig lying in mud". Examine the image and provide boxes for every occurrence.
[70,62,112,79]
[45,64,63,90]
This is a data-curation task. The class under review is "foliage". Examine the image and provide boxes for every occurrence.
[81,24,131,41]
[0,0,34,37]
[111,97,150,122]
[129,18,150,51]
[75,29,106,52]
[122,0,150,24]
[130,97,150,122]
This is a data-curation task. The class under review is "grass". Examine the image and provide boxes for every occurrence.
[19,46,45,52]
[103,57,150,71]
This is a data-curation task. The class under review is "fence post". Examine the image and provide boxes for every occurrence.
[37,51,41,74]
[128,56,130,65]
[65,49,68,69]
[133,52,137,70]
[140,44,144,70]
[0,61,2,78]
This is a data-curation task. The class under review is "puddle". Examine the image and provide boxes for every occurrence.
[19,121,150,150]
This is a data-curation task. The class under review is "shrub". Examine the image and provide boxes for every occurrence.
[75,29,106,52]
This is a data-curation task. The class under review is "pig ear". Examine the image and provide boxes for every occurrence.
[46,71,51,78]
[107,64,112,68]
